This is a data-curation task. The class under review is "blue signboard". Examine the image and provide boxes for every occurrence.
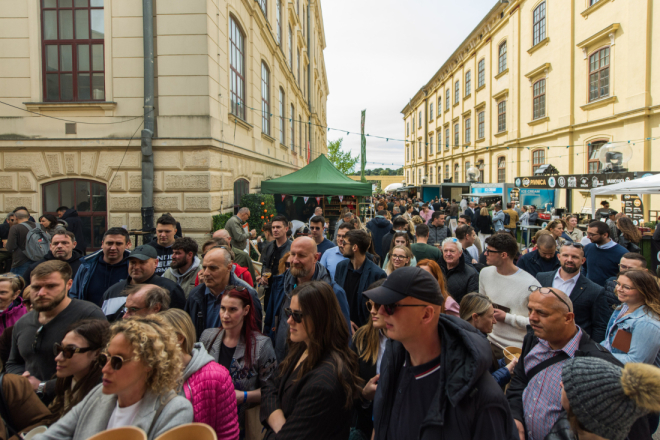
[472,187,503,195]
[509,188,556,210]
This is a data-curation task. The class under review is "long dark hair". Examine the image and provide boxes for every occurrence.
[48,319,110,421]
[225,287,261,368]
[617,217,642,244]
[279,281,363,408]
[353,279,386,365]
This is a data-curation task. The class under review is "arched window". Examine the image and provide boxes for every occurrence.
[279,88,285,144]
[233,179,250,214]
[588,140,607,174]
[261,62,270,135]
[532,149,545,173]
[454,163,460,183]
[230,17,245,119]
[498,41,507,74]
[533,2,546,46]
[497,156,506,183]
[43,179,107,251]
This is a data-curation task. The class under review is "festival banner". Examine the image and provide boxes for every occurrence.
[315,197,321,204]
[281,195,286,202]
[303,197,309,203]
[339,195,344,202]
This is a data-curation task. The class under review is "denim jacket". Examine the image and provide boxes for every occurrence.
[603,304,660,367]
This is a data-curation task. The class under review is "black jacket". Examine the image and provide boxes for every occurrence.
[536,270,612,343]
[101,273,186,320]
[428,224,449,245]
[145,237,178,277]
[23,249,84,286]
[0,221,11,241]
[259,239,292,275]
[334,258,387,326]
[438,253,480,305]
[373,315,518,440]
[617,234,641,253]
[507,327,651,440]
[516,250,560,278]
[184,272,262,340]
[474,214,493,235]
[366,217,392,263]
[60,208,86,254]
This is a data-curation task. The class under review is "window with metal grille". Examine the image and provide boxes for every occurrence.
[478,59,485,88]
[589,47,610,102]
[465,118,471,143]
[454,81,460,104]
[279,88,285,144]
[588,141,606,173]
[465,71,471,96]
[276,0,281,44]
[42,0,105,102]
[290,103,295,150]
[498,100,506,132]
[498,157,506,183]
[230,17,245,119]
[478,111,485,139]
[454,164,460,183]
[288,26,293,69]
[533,79,546,120]
[499,41,507,74]
[532,149,545,173]
[446,89,450,111]
[445,128,449,150]
[261,62,270,135]
[454,123,459,146]
[533,2,546,46]
[429,103,433,120]
[258,0,267,16]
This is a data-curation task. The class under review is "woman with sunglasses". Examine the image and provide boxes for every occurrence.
[200,286,277,438]
[381,232,416,271]
[278,252,292,275]
[385,245,413,275]
[261,281,362,439]
[0,273,27,335]
[35,316,193,440]
[160,309,239,439]
[48,319,110,423]
[603,270,660,368]
[350,279,388,440]
[416,260,459,316]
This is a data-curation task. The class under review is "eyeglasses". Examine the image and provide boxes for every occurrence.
[613,281,635,292]
[99,352,135,371]
[483,248,504,254]
[392,255,409,261]
[284,308,304,323]
[53,342,93,359]
[380,303,428,316]
[528,286,572,312]
[32,326,44,351]
[586,232,601,237]
[366,299,381,312]
[122,305,147,315]
[226,285,247,292]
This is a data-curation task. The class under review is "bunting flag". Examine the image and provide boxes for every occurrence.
[292,196,298,203]
[304,197,309,204]
[281,195,286,202]
[327,196,332,203]
[339,195,344,202]
[316,197,321,204]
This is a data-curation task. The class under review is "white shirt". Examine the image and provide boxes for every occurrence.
[107,399,142,430]
[596,239,618,250]
[466,244,479,262]
[552,269,580,297]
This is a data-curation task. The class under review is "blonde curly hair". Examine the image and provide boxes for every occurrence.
[108,315,183,395]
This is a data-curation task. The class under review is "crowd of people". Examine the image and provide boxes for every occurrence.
[0,196,659,440]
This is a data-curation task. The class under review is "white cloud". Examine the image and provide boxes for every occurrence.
[322,0,496,170]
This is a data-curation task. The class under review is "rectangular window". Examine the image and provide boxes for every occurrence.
[498,157,506,183]
[406,146,409,161]
[418,141,422,158]
[412,114,415,131]
[454,81,460,104]
[446,89,450,111]
[533,79,546,120]
[499,42,507,74]
[418,111,422,128]
[258,0,267,16]
[429,135,434,155]
[406,121,409,136]
[478,59,485,88]
[454,164,459,183]
[438,97,442,114]
[261,63,270,135]
[229,18,245,119]
[276,0,281,45]
[533,2,546,46]
[298,114,302,154]
[589,47,610,102]
[533,150,545,173]
[498,101,506,132]
[290,104,295,150]
[454,123,459,146]
[445,164,449,180]
[465,118,471,144]
[297,49,300,84]
[589,141,605,174]
[42,0,105,102]
[465,71,471,96]
[478,111,485,139]
[279,88,285,144]
[445,128,449,150]
[436,132,441,152]
[288,26,293,69]
[429,103,433,120]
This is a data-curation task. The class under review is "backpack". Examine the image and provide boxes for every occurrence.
[503,212,511,227]
[20,223,51,261]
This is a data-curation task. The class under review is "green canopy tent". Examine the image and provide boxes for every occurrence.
[261,154,372,196]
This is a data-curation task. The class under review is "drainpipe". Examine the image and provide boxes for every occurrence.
[141,0,155,242]
[307,1,313,160]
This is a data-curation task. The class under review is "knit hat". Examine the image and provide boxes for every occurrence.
[562,357,660,440]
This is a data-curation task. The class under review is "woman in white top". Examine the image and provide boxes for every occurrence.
[35,316,193,440]
[519,206,530,245]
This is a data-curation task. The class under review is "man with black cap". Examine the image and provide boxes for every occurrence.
[367,266,517,440]
[100,244,186,320]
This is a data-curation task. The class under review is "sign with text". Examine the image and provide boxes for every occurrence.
[514,172,658,189]
[621,194,644,226]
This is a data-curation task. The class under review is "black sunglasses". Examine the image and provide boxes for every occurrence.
[529,286,572,312]
[309,226,322,231]
[366,299,380,312]
[226,285,247,292]
[54,342,93,359]
[99,352,135,371]
[376,302,428,316]
[284,307,304,323]
[32,326,44,352]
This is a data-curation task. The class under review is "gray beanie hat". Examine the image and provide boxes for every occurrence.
[562,357,659,440]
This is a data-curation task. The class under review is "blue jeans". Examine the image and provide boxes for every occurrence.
[10,261,31,278]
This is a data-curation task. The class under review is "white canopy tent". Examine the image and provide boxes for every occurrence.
[384,183,404,192]
[590,173,660,213]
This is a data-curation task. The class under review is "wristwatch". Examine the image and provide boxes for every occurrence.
[36,381,46,397]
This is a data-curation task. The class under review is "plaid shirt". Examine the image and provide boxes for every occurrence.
[522,328,583,440]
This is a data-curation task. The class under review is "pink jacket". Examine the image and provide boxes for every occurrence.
[444,296,460,317]
[0,298,27,334]
[183,344,239,440]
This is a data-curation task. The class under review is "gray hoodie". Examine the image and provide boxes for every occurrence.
[163,256,201,298]
[181,343,214,386]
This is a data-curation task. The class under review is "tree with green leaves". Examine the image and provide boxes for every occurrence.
[327,138,359,175]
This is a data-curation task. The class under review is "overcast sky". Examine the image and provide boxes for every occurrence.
[322,0,496,171]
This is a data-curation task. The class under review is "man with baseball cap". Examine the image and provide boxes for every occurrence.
[100,244,186,320]
[368,266,517,439]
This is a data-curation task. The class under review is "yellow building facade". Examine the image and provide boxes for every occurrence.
[0,0,329,247]
[403,0,660,214]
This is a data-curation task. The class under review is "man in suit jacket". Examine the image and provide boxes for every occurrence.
[534,242,611,343]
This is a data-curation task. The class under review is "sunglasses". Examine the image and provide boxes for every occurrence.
[284,307,304,323]
[54,342,93,359]
[226,285,247,292]
[33,326,44,351]
[561,242,584,249]
[528,286,572,312]
[366,299,380,312]
[483,248,504,254]
[368,300,427,316]
[99,352,135,371]
[309,226,322,231]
